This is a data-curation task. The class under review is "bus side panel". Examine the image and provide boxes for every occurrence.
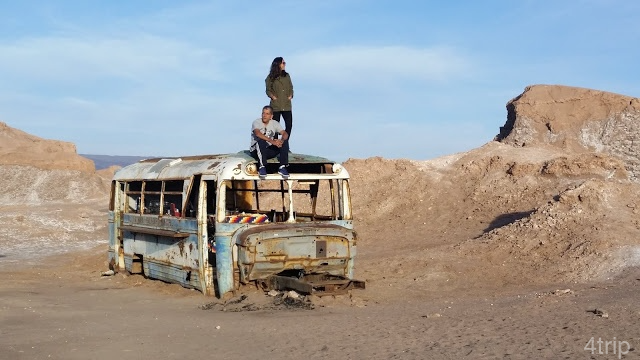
[121,215,201,290]
[214,232,234,297]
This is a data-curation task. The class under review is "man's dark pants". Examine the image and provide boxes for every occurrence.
[251,139,289,168]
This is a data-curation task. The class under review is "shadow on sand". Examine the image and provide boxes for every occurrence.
[479,210,535,236]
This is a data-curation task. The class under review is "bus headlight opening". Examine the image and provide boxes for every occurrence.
[246,163,257,175]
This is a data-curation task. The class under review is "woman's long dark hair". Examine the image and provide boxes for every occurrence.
[268,57,288,80]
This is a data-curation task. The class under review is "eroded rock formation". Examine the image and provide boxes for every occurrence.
[496,84,640,180]
[0,121,95,172]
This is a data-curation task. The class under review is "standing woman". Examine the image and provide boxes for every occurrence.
[265,57,294,139]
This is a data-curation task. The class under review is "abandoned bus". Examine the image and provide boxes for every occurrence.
[107,151,362,297]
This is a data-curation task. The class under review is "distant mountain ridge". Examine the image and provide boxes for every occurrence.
[80,154,151,170]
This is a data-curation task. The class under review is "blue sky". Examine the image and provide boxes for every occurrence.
[1,1,638,161]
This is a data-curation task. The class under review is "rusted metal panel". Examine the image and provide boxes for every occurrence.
[267,275,313,294]
[121,214,202,290]
[214,233,234,297]
[120,225,190,238]
[122,234,199,266]
[113,158,229,181]
[235,223,356,282]
[107,211,117,267]
[265,274,365,296]
[122,256,201,289]
[316,240,327,258]
[113,151,347,182]
[235,222,354,246]
[123,214,196,233]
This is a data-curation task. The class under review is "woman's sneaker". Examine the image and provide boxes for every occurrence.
[258,166,267,179]
[278,165,289,179]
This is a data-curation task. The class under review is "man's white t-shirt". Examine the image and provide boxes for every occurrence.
[250,118,284,152]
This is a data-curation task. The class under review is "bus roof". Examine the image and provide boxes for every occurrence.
[113,151,350,181]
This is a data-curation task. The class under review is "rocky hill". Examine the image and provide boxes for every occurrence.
[497,84,640,180]
[345,84,640,298]
[0,122,95,172]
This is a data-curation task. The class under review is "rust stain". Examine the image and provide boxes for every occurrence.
[177,239,185,256]
[206,161,223,170]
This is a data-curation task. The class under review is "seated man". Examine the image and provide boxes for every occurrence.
[250,105,290,179]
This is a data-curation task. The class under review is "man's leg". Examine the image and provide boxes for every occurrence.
[254,140,279,168]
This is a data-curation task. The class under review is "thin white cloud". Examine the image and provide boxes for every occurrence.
[0,35,225,85]
[290,108,495,162]
[292,45,470,86]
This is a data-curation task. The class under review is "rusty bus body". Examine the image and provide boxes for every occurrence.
[107,151,361,297]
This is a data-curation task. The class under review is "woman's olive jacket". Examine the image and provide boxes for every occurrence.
[265,74,294,112]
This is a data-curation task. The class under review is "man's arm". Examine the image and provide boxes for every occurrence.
[253,128,274,144]
[279,130,289,141]
[267,130,288,148]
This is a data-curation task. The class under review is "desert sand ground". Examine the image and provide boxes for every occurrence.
[1,85,640,359]
[1,243,638,360]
